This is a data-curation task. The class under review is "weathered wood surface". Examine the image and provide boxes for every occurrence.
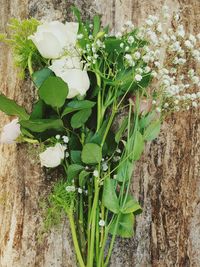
[0,0,199,266]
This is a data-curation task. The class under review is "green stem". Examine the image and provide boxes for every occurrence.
[97,226,109,267]
[79,193,86,259]
[95,203,100,265]
[28,52,34,76]
[96,73,102,132]
[104,215,120,267]
[68,212,86,267]
[100,104,116,147]
[87,177,99,267]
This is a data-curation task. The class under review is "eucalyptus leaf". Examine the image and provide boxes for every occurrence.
[39,76,68,108]
[81,143,102,164]
[103,179,120,214]
[0,94,29,120]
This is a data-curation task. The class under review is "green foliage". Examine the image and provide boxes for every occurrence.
[38,76,69,108]
[93,15,101,36]
[43,180,76,231]
[109,213,134,238]
[116,161,133,182]
[67,164,84,181]
[115,118,128,143]
[120,195,142,214]
[79,170,90,187]
[70,108,92,128]
[70,150,82,164]
[131,131,144,161]
[30,100,46,120]
[0,18,42,77]
[62,100,96,117]
[32,68,54,88]
[103,179,120,214]
[20,118,64,133]
[143,119,161,141]
[0,94,29,119]
[81,143,102,164]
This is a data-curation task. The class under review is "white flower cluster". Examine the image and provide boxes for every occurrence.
[134,7,200,112]
[29,21,90,99]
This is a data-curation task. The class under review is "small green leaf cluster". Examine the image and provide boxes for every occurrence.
[0,18,43,77]
[43,180,76,231]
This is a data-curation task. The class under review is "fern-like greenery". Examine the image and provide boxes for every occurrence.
[0,18,45,77]
[42,180,76,231]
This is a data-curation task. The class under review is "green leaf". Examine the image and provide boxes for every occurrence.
[131,131,144,161]
[120,195,142,214]
[115,118,128,143]
[30,100,46,119]
[0,94,29,119]
[116,161,133,182]
[62,100,96,117]
[103,179,120,214]
[105,37,122,52]
[71,6,82,23]
[93,15,101,36]
[71,150,82,164]
[67,164,84,181]
[38,76,68,108]
[109,213,134,238]
[143,119,161,141]
[139,111,156,129]
[81,143,102,164]
[32,68,54,88]
[20,119,64,133]
[70,108,92,128]
[79,170,90,187]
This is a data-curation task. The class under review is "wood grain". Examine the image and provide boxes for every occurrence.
[0,0,199,266]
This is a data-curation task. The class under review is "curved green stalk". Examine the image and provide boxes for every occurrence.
[68,212,86,267]
[28,52,33,76]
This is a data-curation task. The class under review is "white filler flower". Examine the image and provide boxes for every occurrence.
[39,143,66,168]
[49,56,90,98]
[0,118,21,144]
[29,21,79,59]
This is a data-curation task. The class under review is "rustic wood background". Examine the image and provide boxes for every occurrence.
[0,0,199,266]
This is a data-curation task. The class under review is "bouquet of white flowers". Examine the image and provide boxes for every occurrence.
[0,6,199,267]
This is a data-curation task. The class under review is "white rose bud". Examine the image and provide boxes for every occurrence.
[49,56,90,98]
[29,21,79,59]
[39,143,66,168]
[0,118,21,144]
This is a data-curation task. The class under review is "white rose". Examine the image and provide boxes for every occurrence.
[39,143,66,168]
[29,21,79,59]
[0,118,21,144]
[49,56,90,98]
